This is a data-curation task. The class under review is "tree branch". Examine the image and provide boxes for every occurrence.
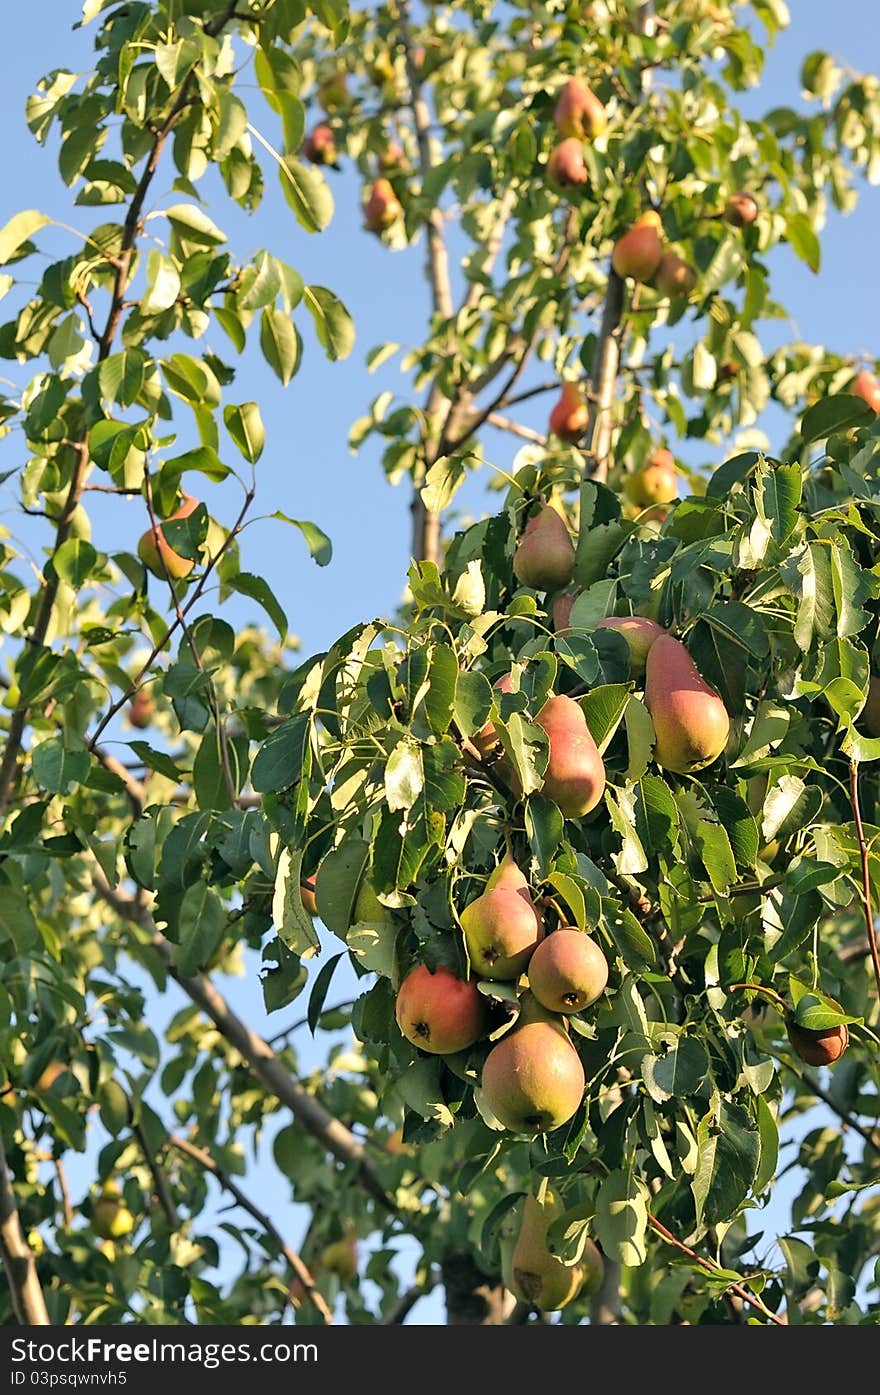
[91,871,395,1215]
[167,1133,334,1325]
[132,1121,180,1231]
[647,1213,786,1325]
[0,1134,50,1325]
[382,1268,439,1324]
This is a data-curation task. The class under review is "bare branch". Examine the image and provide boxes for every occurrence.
[0,1134,50,1325]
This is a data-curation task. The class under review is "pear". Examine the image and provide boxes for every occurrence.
[655,251,697,298]
[378,139,405,172]
[786,1018,849,1067]
[552,589,579,633]
[527,929,609,1014]
[548,382,589,443]
[91,1181,135,1240]
[300,877,318,917]
[470,671,514,760]
[553,77,606,141]
[623,447,678,508]
[460,854,544,981]
[534,694,605,817]
[852,369,880,413]
[860,674,880,736]
[507,1190,586,1312]
[320,1233,359,1280]
[395,963,485,1053]
[611,211,664,283]
[513,504,576,591]
[723,191,759,227]
[127,688,155,729]
[594,615,665,676]
[317,70,350,112]
[301,123,338,166]
[644,634,730,774]
[137,492,200,580]
[363,177,402,233]
[480,1020,585,1133]
[546,138,589,191]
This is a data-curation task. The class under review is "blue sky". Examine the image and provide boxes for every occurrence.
[2,1,879,1324]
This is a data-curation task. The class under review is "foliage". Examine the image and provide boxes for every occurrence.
[0,0,879,1328]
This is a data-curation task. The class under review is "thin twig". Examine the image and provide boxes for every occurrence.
[132,1121,180,1230]
[383,1269,439,1324]
[55,1156,73,1229]
[647,1213,786,1326]
[168,1134,334,1325]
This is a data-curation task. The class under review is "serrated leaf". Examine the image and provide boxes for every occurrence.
[31,740,89,795]
[385,740,424,812]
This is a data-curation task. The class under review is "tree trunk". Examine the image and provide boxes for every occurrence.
[441,1251,516,1324]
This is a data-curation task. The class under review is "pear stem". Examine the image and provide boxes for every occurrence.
[727,982,787,1013]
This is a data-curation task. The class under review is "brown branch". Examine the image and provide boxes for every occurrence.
[132,1120,180,1230]
[0,1134,50,1325]
[383,1269,439,1324]
[55,1156,73,1229]
[91,871,395,1215]
[485,412,547,446]
[585,270,625,484]
[790,1063,880,1154]
[647,1213,786,1326]
[168,1133,334,1325]
[849,761,880,1004]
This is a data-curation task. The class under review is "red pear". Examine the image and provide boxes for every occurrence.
[553,78,606,141]
[644,634,730,774]
[852,369,880,413]
[655,251,697,298]
[471,671,515,760]
[548,382,589,443]
[612,211,664,283]
[513,505,576,591]
[786,1018,849,1067]
[137,493,200,580]
[860,674,880,736]
[723,191,758,228]
[528,929,609,1014]
[546,138,589,191]
[395,964,485,1054]
[623,448,679,508]
[460,855,544,981]
[533,694,605,817]
[552,590,580,633]
[364,177,402,233]
[127,688,154,729]
[300,123,337,166]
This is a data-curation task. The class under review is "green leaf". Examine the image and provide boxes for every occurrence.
[227,572,287,639]
[496,712,549,799]
[693,820,737,895]
[251,714,309,794]
[453,670,493,738]
[269,511,333,566]
[593,1169,649,1267]
[385,739,424,812]
[279,156,334,233]
[307,952,344,1035]
[602,897,657,970]
[692,1102,760,1231]
[31,740,89,795]
[524,795,565,878]
[303,285,355,362]
[800,394,873,445]
[792,992,859,1031]
[643,1034,710,1103]
[785,212,820,273]
[423,646,457,735]
[315,839,370,936]
[127,741,187,783]
[0,209,49,263]
[259,307,301,385]
[162,203,227,246]
[580,685,629,754]
[762,464,801,546]
[272,847,320,958]
[52,538,98,587]
[223,401,265,463]
[173,880,225,978]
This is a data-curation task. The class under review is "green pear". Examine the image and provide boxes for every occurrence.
[654,251,697,298]
[507,1189,586,1312]
[533,694,605,817]
[460,854,543,980]
[91,1181,135,1240]
[353,877,393,926]
[527,929,609,1014]
[137,493,200,580]
[395,963,485,1054]
[513,504,576,591]
[623,448,678,508]
[594,615,665,676]
[480,1019,585,1133]
[644,634,730,774]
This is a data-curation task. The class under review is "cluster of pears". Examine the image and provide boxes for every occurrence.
[545,76,606,193]
[612,210,696,299]
[511,501,730,775]
[396,853,610,1137]
[501,1186,604,1313]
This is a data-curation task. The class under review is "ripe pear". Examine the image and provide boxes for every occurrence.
[378,139,405,172]
[786,1018,849,1067]
[548,381,589,443]
[480,1020,585,1133]
[594,615,665,676]
[301,123,338,166]
[363,177,402,233]
[534,694,606,817]
[553,77,606,140]
[644,634,730,774]
[300,878,318,917]
[611,211,664,283]
[852,369,880,413]
[546,138,589,191]
[137,492,200,580]
[513,504,576,591]
[460,855,544,980]
[528,929,609,1014]
[623,448,679,508]
[471,671,514,760]
[91,1181,135,1241]
[552,589,579,633]
[395,963,486,1053]
[127,688,154,729]
[723,191,759,227]
[507,1190,585,1312]
[860,674,880,736]
[655,250,697,297]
